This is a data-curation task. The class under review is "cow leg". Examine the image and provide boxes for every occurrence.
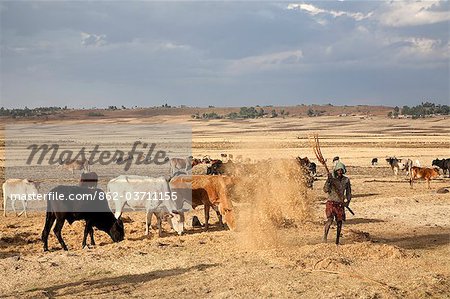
[204,204,210,231]
[82,221,92,248]
[427,179,431,189]
[53,218,68,251]
[323,217,333,243]
[216,210,224,228]
[409,178,413,189]
[157,214,163,237]
[336,220,343,245]
[11,199,17,216]
[23,200,28,218]
[145,212,152,236]
[18,200,27,217]
[42,212,56,252]
[114,202,126,220]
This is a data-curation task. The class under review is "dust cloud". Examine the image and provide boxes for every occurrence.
[230,157,314,249]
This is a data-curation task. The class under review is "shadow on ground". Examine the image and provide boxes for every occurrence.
[375,232,450,250]
[18,263,219,298]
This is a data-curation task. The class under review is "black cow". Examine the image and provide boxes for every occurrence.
[432,158,450,177]
[386,157,402,175]
[79,172,99,188]
[42,185,124,251]
[207,160,223,175]
[371,158,378,166]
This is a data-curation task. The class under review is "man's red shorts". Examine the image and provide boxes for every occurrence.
[325,200,346,221]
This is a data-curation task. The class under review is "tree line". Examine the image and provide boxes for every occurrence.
[191,107,289,120]
[0,106,67,118]
[388,102,449,118]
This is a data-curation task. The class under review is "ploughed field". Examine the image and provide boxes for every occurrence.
[1,115,450,298]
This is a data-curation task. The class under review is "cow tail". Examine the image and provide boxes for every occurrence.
[2,183,6,214]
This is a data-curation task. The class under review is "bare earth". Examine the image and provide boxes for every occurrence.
[1,113,449,299]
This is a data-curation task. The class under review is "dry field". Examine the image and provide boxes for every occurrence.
[1,113,449,299]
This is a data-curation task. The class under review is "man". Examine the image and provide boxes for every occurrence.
[323,161,351,244]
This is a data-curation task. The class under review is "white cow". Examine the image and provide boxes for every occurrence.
[402,159,421,176]
[3,179,39,217]
[107,175,184,236]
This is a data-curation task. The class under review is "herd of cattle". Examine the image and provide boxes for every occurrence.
[1,154,449,251]
[385,157,449,188]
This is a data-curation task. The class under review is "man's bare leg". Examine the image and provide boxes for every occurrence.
[336,220,343,245]
[323,217,333,242]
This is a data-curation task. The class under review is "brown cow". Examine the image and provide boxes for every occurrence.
[170,157,193,176]
[170,175,236,230]
[409,166,440,189]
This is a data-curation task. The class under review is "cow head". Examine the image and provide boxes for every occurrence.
[110,218,125,242]
[218,203,236,230]
[432,159,443,167]
[166,211,185,235]
[25,179,41,190]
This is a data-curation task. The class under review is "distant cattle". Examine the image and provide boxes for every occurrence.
[170,157,193,176]
[41,185,124,251]
[409,167,440,189]
[170,175,236,230]
[403,159,413,176]
[79,172,99,189]
[371,158,378,166]
[207,160,223,175]
[107,175,184,236]
[386,157,402,175]
[402,159,422,176]
[221,153,234,162]
[192,158,202,167]
[432,158,450,177]
[3,179,39,217]
[59,159,89,174]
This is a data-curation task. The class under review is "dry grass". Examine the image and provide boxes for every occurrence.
[1,113,450,298]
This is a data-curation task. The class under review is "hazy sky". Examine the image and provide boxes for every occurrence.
[1,1,449,108]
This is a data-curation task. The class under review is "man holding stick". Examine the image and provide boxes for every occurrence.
[323,161,352,244]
